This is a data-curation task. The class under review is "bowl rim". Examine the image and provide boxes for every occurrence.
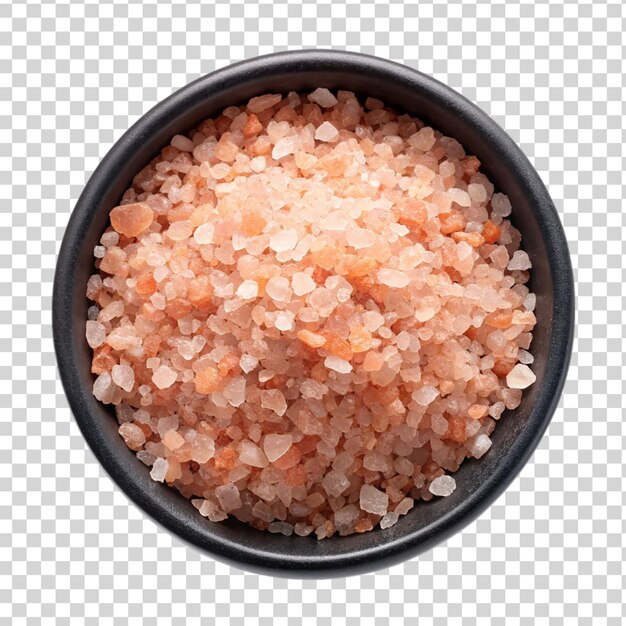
[53,49,574,577]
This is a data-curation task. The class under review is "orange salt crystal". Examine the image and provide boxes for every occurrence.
[362,351,384,372]
[349,326,373,353]
[143,334,161,358]
[285,464,307,486]
[492,358,515,378]
[109,202,153,237]
[297,329,327,349]
[439,212,466,235]
[165,298,193,320]
[91,345,116,374]
[135,273,157,296]
[451,231,485,247]
[319,331,353,361]
[194,367,221,394]
[241,210,267,236]
[99,247,127,275]
[217,353,240,377]
[482,220,501,244]
[354,518,374,533]
[296,436,320,455]
[163,429,185,450]
[343,256,377,278]
[165,460,182,482]
[468,404,489,420]
[189,203,214,228]
[445,415,467,442]
[169,442,194,463]
[241,112,263,137]
[213,447,237,471]
[485,311,513,329]
[215,114,232,135]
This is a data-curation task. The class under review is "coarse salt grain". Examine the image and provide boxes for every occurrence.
[87,89,536,540]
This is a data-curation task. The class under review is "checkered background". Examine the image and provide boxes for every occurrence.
[2,0,624,623]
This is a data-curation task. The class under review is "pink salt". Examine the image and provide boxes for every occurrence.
[87,89,536,540]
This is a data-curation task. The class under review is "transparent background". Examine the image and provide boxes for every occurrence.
[2,0,624,623]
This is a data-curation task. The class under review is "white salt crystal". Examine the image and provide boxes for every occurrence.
[239,354,259,373]
[85,320,106,348]
[223,376,246,407]
[507,250,532,271]
[263,433,293,462]
[92,372,113,402]
[152,365,177,389]
[260,389,288,416]
[265,276,291,302]
[468,183,487,203]
[269,229,298,252]
[274,311,295,332]
[518,349,534,365]
[308,87,338,108]
[429,475,456,497]
[325,356,353,374]
[489,402,506,419]
[236,279,259,299]
[412,385,439,406]
[239,440,269,468]
[93,245,106,258]
[272,137,297,160]
[359,484,389,516]
[291,272,316,296]
[215,483,242,512]
[322,471,351,497]
[136,450,156,466]
[380,512,399,529]
[315,121,339,142]
[268,522,294,536]
[448,188,471,207]
[100,231,119,248]
[524,293,536,311]
[415,307,436,322]
[193,222,215,245]
[491,192,512,216]
[377,268,410,288]
[466,433,492,459]
[250,156,266,173]
[112,364,135,392]
[150,457,169,482]
[506,363,536,389]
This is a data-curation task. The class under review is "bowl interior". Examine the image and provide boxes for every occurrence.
[54,51,573,577]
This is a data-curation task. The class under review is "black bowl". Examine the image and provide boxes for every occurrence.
[53,50,574,578]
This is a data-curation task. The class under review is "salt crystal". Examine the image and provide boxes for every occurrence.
[507,250,532,271]
[308,88,338,108]
[112,364,135,392]
[150,457,169,482]
[247,93,282,113]
[263,434,293,462]
[223,376,246,407]
[260,389,288,416]
[92,373,113,402]
[239,354,259,373]
[377,268,410,288]
[380,512,399,529]
[325,356,352,374]
[239,440,269,468]
[269,229,298,252]
[171,134,195,152]
[412,385,439,406]
[429,475,456,497]
[268,522,294,536]
[506,363,536,389]
[359,484,389,516]
[152,365,177,389]
[236,280,259,299]
[322,471,350,497]
[518,349,534,364]
[315,121,339,142]
[100,231,119,248]
[215,483,242,512]
[85,320,106,348]
[93,245,105,258]
[291,272,316,296]
[274,311,295,332]
[272,137,297,160]
[448,188,471,207]
[193,222,215,245]
[491,192,512,217]
[524,293,536,312]
[265,276,291,302]
[466,433,492,459]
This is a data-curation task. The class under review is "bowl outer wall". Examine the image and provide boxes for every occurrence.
[53,50,574,578]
